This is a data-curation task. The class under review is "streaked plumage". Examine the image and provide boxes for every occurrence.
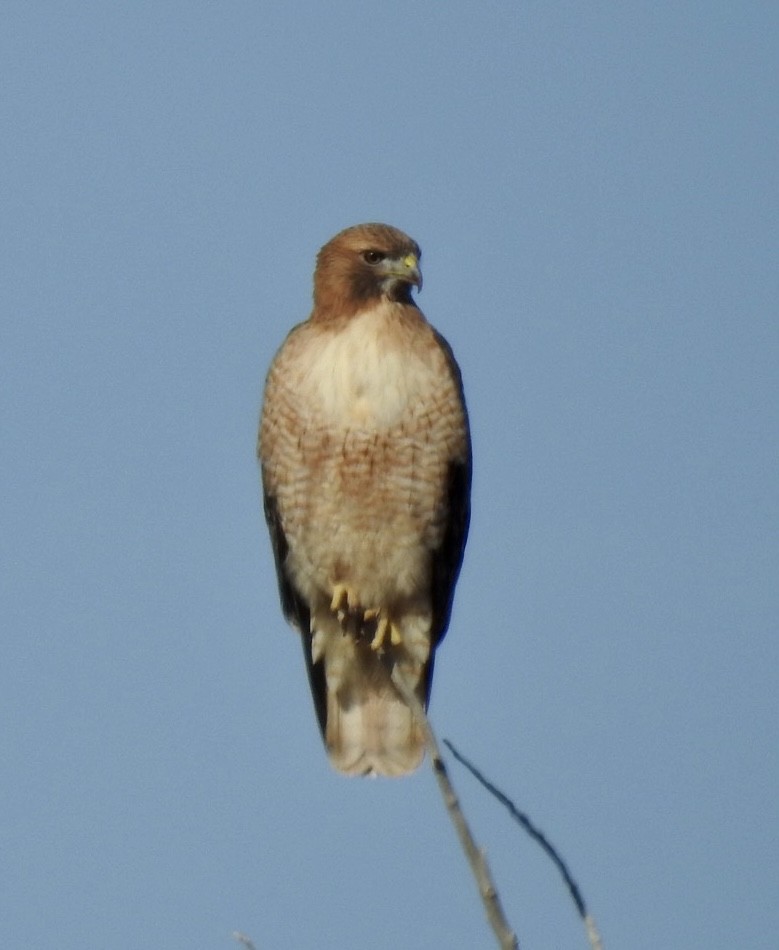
[258,223,470,776]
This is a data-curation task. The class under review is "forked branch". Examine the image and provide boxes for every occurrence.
[443,740,603,950]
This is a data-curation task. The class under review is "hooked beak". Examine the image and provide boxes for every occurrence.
[380,253,423,292]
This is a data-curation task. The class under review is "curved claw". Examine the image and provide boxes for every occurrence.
[330,584,358,613]
[370,613,403,652]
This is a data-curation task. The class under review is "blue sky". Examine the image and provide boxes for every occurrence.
[2,2,777,948]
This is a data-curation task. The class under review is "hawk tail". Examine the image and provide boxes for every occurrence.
[304,627,431,777]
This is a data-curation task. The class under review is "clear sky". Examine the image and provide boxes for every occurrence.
[2,2,777,948]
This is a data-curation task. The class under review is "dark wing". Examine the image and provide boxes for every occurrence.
[423,333,472,702]
[430,456,471,646]
[262,484,327,736]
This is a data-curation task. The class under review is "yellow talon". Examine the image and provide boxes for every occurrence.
[370,616,390,652]
[331,584,358,613]
[330,584,347,612]
[369,614,403,652]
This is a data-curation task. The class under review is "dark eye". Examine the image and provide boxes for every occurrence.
[362,250,385,265]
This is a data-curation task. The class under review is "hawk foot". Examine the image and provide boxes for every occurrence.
[367,610,403,653]
[330,583,359,614]
[328,586,401,651]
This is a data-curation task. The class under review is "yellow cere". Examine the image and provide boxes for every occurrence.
[403,254,418,269]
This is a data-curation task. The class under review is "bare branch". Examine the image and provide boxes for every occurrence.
[443,740,603,950]
[585,914,604,950]
[390,664,519,950]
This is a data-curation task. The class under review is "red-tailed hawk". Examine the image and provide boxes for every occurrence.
[258,224,471,776]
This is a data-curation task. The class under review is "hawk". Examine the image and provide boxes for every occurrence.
[258,223,471,776]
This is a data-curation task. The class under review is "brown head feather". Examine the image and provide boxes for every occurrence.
[312,223,422,322]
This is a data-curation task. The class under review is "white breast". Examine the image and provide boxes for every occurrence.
[300,305,431,428]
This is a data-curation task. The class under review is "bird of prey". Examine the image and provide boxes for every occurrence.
[258,223,471,776]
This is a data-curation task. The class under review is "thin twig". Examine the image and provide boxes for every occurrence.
[390,664,519,950]
[443,740,603,950]
[231,932,257,950]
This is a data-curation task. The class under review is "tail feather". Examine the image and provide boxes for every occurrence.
[304,617,431,777]
[325,669,425,777]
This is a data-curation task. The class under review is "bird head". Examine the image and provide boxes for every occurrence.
[312,223,422,319]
